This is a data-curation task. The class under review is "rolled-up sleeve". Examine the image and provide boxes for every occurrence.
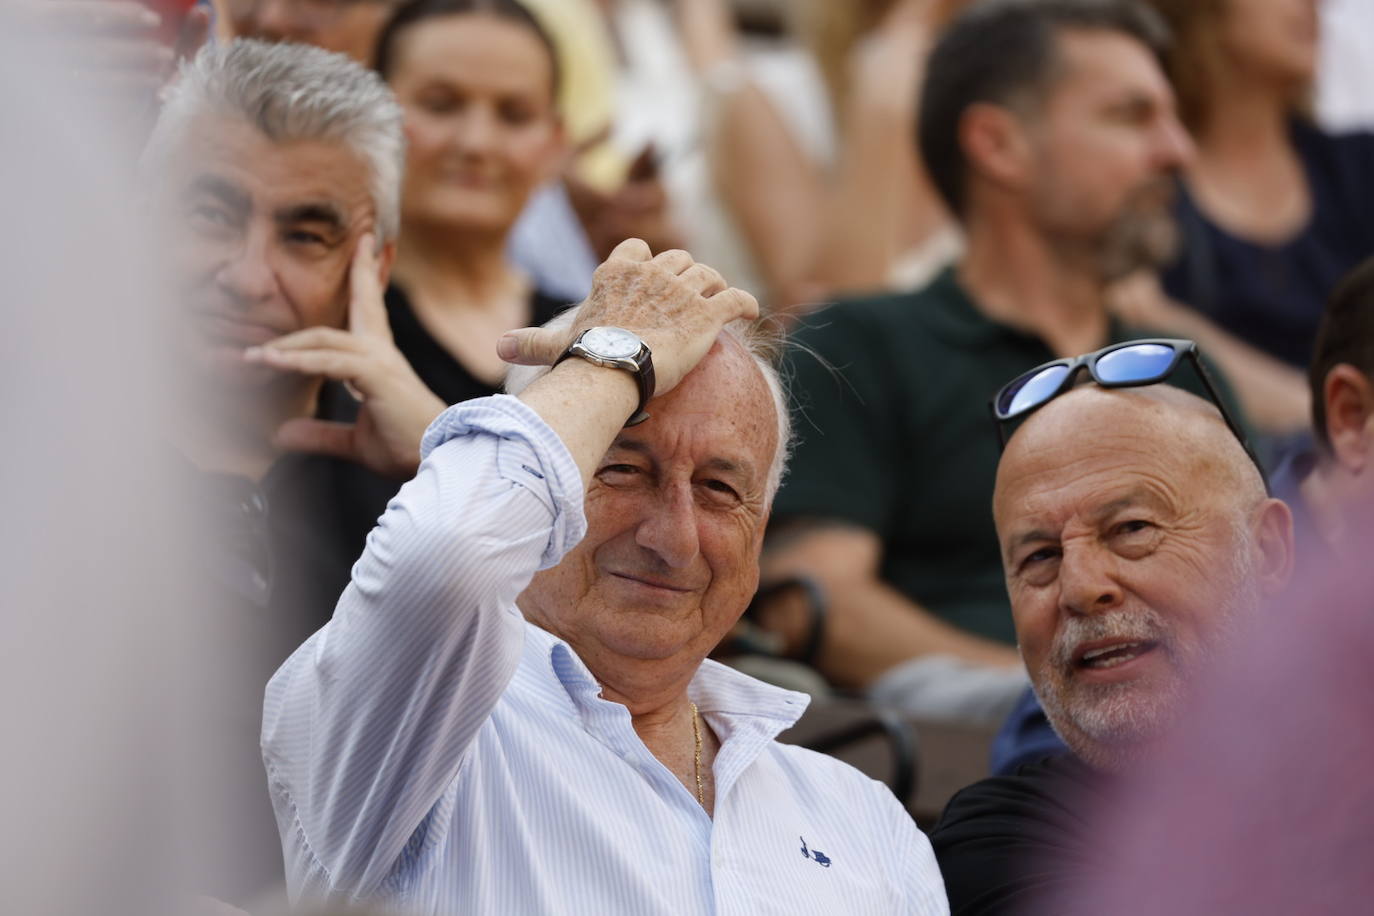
[261,395,585,902]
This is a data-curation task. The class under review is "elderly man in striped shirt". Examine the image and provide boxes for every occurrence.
[262,239,948,913]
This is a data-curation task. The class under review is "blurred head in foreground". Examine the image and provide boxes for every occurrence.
[141,40,402,473]
[993,384,1294,769]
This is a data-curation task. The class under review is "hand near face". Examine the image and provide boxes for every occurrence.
[244,234,446,479]
[499,238,760,398]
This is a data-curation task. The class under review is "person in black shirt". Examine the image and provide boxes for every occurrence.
[316,0,575,559]
[932,379,1294,915]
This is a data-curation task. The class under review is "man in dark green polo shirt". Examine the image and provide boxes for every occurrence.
[761,0,1204,721]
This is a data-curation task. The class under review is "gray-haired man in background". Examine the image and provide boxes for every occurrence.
[144,39,442,904]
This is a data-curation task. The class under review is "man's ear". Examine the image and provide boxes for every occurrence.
[960,102,1034,197]
[377,238,397,290]
[1323,364,1374,476]
[1252,497,1296,597]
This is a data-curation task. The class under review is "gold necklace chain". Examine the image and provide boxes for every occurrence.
[690,701,705,807]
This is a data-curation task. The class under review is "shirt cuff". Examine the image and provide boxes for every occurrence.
[421,395,587,569]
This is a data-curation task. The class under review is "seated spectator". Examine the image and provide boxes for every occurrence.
[262,241,949,912]
[993,251,1374,775]
[702,0,969,307]
[1115,0,1374,433]
[142,39,441,902]
[931,364,1293,914]
[319,0,574,563]
[228,0,399,65]
[760,0,1210,723]
[1274,254,1374,558]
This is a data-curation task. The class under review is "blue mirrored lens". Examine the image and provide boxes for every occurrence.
[1095,343,1176,384]
[1000,364,1071,417]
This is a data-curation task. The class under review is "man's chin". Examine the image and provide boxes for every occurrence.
[1048,681,1180,770]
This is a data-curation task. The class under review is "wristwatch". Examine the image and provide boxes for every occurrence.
[554,326,656,426]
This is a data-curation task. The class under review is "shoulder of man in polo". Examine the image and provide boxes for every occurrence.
[930,382,1294,914]
[760,0,1197,721]
[261,239,949,912]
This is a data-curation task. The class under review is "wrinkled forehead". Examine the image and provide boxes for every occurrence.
[628,336,778,474]
[993,386,1247,528]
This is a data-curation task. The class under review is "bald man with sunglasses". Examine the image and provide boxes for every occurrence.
[929,377,1293,914]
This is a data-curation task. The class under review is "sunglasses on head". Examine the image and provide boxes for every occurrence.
[990,338,1267,487]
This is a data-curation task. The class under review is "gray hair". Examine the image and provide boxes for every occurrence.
[141,39,405,243]
[505,310,794,502]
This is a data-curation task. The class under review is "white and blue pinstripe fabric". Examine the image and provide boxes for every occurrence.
[263,395,949,914]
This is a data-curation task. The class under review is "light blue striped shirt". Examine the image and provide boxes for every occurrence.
[262,396,948,914]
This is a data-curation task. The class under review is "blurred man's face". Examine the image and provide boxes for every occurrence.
[160,114,377,386]
[229,0,394,66]
[993,390,1268,769]
[1022,28,1194,280]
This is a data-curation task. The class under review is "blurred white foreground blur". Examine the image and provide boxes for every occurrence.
[0,17,259,915]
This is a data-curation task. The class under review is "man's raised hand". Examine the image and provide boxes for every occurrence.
[244,234,445,479]
[498,238,759,398]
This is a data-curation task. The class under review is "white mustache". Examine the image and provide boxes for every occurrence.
[1049,607,1169,671]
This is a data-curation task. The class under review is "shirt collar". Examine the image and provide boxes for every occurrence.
[527,623,810,729]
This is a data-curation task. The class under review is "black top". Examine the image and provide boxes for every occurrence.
[930,754,1106,915]
[383,281,571,405]
[314,283,570,609]
[187,451,363,905]
[1162,119,1374,368]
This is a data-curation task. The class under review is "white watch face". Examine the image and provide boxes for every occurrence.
[582,326,641,360]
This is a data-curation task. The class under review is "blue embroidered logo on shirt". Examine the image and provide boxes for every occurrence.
[799,836,832,868]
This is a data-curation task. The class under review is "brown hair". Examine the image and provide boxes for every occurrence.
[1143,0,1230,131]
[1144,0,1312,132]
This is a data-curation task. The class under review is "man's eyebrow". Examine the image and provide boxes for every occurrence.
[607,438,652,457]
[1008,528,1055,552]
[701,456,753,480]
[187,174,249,213]
[608,439,756,479]
[1092,490,1164,521]
[275,202,347,232]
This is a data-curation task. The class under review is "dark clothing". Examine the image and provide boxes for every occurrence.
[190,452,362,905]
[1163,120,1374,368]
[988,690,1067,777]
[931,754,1105,916]
[384,282,570,406]
[773,267,1241,645]
[315,282,570,608]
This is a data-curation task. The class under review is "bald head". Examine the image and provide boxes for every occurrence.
[996,385,1266,525]
[992,383,1292,770]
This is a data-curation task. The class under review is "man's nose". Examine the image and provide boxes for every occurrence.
[1056,543,1124,617]
[1155,113,1195,170]
[215,227,279,305]
[633,486,701,570]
